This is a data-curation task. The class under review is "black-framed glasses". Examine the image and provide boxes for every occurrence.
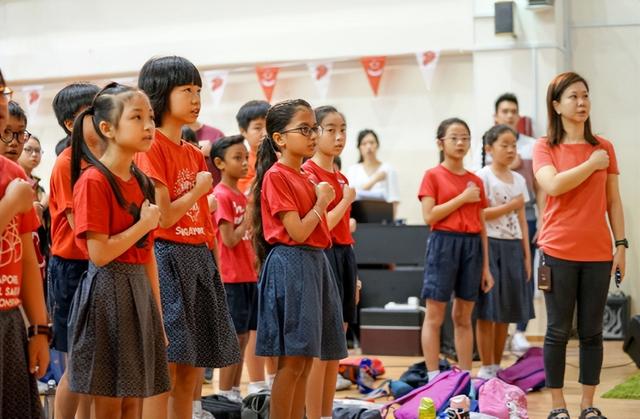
[280,125,322,138]
[1,129,31,145]
[0,86,13,101]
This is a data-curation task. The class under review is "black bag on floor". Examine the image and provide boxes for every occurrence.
[201,394,242,419]
[624,315,640,367]
[241,390,270,419]
[398,358,451,388]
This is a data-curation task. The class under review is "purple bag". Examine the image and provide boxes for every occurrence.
[496,347,545,393]
[382,368,470,419]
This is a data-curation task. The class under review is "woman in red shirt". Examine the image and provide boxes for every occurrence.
[534,72,626,419]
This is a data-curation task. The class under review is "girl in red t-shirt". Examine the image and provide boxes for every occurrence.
[251,99,348,419]
[418,118,493,383]
[534,72,626,419]
[135,56,240,419]
[67,83,170,419]
[302,105,357,418]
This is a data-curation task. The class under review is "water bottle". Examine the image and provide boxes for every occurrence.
[418,397,436,419]
[43,379,56,419]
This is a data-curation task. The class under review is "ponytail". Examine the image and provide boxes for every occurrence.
[252,135,279,268]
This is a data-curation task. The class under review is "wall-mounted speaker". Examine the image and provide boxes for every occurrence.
[495,1,516,36]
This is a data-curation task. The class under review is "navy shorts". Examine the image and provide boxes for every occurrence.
[224,282,258,334]
[48,255,88,352]
[324,244,358,324]
[421,231,482,302]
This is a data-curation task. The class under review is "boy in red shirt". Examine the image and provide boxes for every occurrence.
[211,135,261,400]
[48,82,101,419]
[236,100,269,194]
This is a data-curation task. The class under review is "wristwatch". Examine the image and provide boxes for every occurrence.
[615,238,629,249]
[27,324,53,343]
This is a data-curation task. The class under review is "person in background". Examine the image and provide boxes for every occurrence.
[18,135,50,281]
[52,83,101,156]
[492,93,545,353]
[346,129,400,217]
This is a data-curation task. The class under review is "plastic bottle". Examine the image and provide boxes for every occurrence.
[418,397,436,419]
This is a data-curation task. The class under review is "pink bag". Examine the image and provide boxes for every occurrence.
[478,378,528,419]
[382,368,470,419]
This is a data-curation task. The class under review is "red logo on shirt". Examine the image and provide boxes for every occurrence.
[0,218,22,268]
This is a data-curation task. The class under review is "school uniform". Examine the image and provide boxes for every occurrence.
[135,131,240,368]
[48,146,88,352]
[67,166,170,397]
[303,159,358,324]
[418,164,488,302]
[256,162,347,360]
[213,182,258,334]
[475,166,534,323]
[0,156,44,418]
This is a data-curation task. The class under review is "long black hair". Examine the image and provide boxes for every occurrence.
[138,56,202,127]
[251,99,312,266]
[481,124,517,167]
[70,82,155,246]
[436,117,470,163]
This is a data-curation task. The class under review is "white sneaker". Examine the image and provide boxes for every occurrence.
[247,381,269,395]
[336,374,352,390]
[477,365,497,380]
[511,332,531,353]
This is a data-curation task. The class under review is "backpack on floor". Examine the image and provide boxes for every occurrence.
[496,347,545,393]
[382,368,470,419]
[333,400,383,419]
[241,389,270,419]
[478,378,528,419]
[201,394,242,419]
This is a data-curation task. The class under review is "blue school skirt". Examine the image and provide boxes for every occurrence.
[256,245,348,360]
[155,240,240,368]
[476,238,535,323]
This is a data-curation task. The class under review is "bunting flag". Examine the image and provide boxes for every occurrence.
[21,85,44,123]
[415,50,440,91]
[360,56,386,96]
[255,66,280,103]
[202,70,229,108]
[307,62,333,99]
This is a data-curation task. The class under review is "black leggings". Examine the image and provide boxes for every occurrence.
[543,254,612,388]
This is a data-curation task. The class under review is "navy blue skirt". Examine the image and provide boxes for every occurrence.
[155,240,240,368]
[476,238,535,323]
[256,245,348,360]
[324,244,358,324]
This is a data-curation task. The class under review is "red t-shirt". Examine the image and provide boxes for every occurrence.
[0,156,40,311]
[417,164,488,234]
[73,167,154,264]
[302,159,354,245]
[213,183,257,283]
[49,147,86,260]
[261,162,331,248]
[533,136,619,261]
[135,131,214,246]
